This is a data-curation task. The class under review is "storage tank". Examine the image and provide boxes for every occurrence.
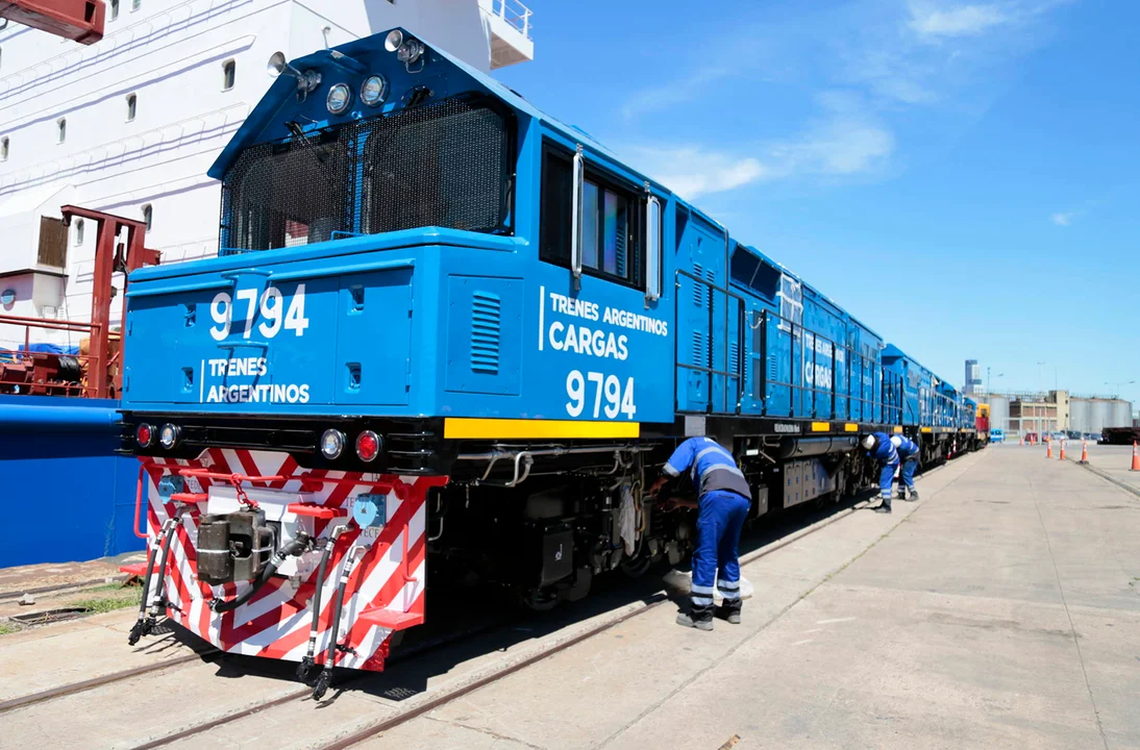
[1089,399,1111,433]
[986,393,1010,434]
[1069,398,1091,433]
[1110,400,1133,428]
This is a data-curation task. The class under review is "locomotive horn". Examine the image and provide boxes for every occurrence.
[266,51,322,93]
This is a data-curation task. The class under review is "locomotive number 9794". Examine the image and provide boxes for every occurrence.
[565,369,637,419]
[209,285,311,341]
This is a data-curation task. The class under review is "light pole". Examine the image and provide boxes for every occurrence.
[986,368,1004,397]
[1105,380,1135,398]
[1037,361,1046,437]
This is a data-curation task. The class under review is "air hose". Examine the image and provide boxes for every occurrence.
[128,518,179,646]
[312,544,366,700]
[296,529,343,682]
[211,533,311,613]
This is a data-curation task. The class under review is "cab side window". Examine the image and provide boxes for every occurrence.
[540,143,642,289]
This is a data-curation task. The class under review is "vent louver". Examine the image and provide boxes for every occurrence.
[471,291,501,374]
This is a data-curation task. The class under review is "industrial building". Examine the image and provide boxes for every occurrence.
[975,389,1133,437]
[962,358,1134,437]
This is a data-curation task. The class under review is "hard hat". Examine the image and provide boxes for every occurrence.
[861,434,876,450]
[890,435,902,448]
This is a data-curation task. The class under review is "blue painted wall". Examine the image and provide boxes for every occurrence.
[0,395,144,568]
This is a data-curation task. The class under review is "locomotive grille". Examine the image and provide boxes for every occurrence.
[220,129,353,253]
[219,98,513,255]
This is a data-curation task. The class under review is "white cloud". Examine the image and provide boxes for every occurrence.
[629,100,893,198]
[621,67,730,120]
[628,147,768,200]
[611,1,1062,199]
[774,93,895,175]
[1051,211,1074,226]
[626,93,894,198]
[909,2,1009,38]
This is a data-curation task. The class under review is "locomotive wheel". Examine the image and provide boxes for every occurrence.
[619,552,653,578]
[520,587,560,612]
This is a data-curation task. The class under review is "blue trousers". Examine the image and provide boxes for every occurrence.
[691,489,751,612]
[879,462,899,505]
[899,453,918,489]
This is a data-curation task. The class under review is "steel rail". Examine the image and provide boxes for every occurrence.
[0,649,219,714]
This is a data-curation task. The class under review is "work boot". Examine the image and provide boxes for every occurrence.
[906,490,919,502]
[896,489,907,501]
[716,600,742,624]
[676,607,714,631]
[872,503,892,514]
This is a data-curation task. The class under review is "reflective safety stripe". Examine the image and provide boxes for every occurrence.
[695,445,733,463]
[691,595,714,607]
[717,579,740,590]
[701,464,746,480]
[719,592,742,602]
[663,463,681,477]
[691,583,715,595]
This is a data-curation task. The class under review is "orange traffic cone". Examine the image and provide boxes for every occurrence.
[1058,439,1066,460]
[1046,439,1053,459]
[1078,439,1089,464]
[1019,435,1024,446]
[1131,441,1140,472]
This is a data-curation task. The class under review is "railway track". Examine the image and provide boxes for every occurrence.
[0,649,217,714]
[129,477,935,750]
[0,456,972,749]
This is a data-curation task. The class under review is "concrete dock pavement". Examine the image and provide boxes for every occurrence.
[1065,443,1140,498]
[365,448,1140,750]
[2,446,1137,749]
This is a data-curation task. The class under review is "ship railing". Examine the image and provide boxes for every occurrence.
[0,313,113,398]
[490,0,532,39]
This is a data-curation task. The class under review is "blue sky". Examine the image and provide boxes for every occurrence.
[496,0,1140,405]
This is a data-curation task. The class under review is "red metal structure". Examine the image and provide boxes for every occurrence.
[0,207,159,398]
[0,0,104,44]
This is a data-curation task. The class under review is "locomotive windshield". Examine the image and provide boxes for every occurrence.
[219,98,513,254]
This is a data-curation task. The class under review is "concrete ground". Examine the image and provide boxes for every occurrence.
[369,447,1140,750]
[2,446,1137,750]
[1064,442,1140,496]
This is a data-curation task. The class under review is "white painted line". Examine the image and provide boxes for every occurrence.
[538,285,545,351]
[815,617,856,624]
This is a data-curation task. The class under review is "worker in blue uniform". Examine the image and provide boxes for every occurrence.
[891,434,921,501]
[648,437,752,631]
[861,432,899,513]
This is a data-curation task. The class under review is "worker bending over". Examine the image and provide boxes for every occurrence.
[891,435,920,501]
[861,432,920,513]
[649,437,752,631]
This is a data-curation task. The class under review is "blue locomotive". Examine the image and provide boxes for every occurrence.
[118,29,981,683]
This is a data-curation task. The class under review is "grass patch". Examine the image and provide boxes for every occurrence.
[0,621,21,636]
[71,588,141,615]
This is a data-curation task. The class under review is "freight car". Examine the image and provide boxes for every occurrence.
[118,29,980,698]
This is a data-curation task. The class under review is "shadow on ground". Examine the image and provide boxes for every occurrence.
[150,476,906,703]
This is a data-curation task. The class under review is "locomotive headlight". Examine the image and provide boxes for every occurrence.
[159,423,180,449]
[321,429,345,460]
[360,75,388,107]
[326,83,352,115]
